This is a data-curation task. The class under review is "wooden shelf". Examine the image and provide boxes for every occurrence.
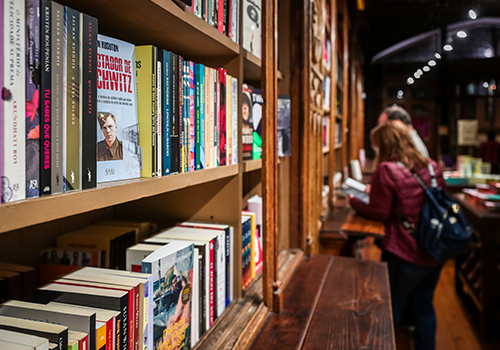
[0,165,239,234]
[335,143,342,150]
[335,113,343,120]
[243,49,283,81]
[243,159,262,173]
[323,146,330,154]
[57,0,239,63]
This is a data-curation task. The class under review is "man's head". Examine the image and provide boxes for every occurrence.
[378,106,413,130]
[98,112,118,147]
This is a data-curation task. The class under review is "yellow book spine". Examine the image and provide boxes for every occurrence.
[135,46,156,178]
[97,322,107,349]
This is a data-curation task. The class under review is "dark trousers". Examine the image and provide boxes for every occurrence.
[382,251,444,350]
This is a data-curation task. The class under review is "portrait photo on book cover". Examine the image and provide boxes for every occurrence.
[97,111,124,161]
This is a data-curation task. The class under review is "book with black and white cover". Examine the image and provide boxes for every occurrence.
[0,315,68,350]
[0,329,49,350]
[50,2,64,194]
[97,35,140,183]
[0,300,96,350]
[2,0,26,202]
[80,14,98,190]
[242,0,261,58]
[341,177,369,204]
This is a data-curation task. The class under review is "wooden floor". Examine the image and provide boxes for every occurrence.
[360,238,495,350]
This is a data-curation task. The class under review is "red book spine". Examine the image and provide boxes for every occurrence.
[217,0,224,32]
[106,318,114,350]
[209,239,215,325]
[128,290,134,350]
[79,334,89,350]
[218,69,227,166]
[216,70,220,166]
[134,285,140,350]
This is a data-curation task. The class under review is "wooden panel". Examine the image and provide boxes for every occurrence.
[301,257,395,350]
[248,254,333,350]
[341,0,349,176]
[0,165,239,235]
[278,157,291,251]
[243,159,262,173]
[341,213,385,238]
[55,0,239,63]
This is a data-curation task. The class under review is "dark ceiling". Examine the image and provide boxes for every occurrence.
[354,0,500,63]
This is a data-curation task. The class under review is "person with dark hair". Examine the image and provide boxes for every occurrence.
[478,130,500,173]
[97,112,123,161]
[378,106,429,158]
[350,120,446,350]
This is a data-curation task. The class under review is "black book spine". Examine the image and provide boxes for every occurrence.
[199,248,205,335]
[170,53,179,174]
[213,237,218,321]
[178,56,184,173]
[225,228,230,307]
[81,14,97,189]
[115,311,123,350]
[120,294,129,350]
[40,0,51,196]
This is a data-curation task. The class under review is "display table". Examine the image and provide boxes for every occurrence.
[454,193,500,342]
[249,255,395,350]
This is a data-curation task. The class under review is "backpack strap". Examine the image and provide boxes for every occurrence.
[396,161,428,190]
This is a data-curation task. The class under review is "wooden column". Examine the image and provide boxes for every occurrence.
[262,0,281,312]
[328,0,338,210]
[341,0,349,177]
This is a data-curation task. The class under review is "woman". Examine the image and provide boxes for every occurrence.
[349,120,445,350]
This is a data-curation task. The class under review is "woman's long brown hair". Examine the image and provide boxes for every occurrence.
[371,120,429,169]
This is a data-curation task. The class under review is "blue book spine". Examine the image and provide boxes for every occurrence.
[163,51,171,175]
[200,64,205,170]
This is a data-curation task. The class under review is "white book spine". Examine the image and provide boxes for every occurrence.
[216,233,225,317]
[231,77,238,165]
[209,69,215,169]
[205,243,210,331]
[191,249,199,346]
[229,226,234,302]
[157,60,162,177]
[2,0,26,202]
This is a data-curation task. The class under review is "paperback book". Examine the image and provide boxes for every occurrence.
[97,35,141,183]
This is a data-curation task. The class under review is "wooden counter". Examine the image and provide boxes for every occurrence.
[453,193,500,342]
[249,255,395,350]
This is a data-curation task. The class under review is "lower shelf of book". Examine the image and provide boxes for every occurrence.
[0,165,239,235]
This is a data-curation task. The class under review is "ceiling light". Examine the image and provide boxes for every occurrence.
[423,66,430,72]
[417,69,423,75]
[407,77,414,85]
[484,48,493,58]
[492,84,497,91]
[428,60,436,66]
[444,45,453,51]
[414,72,421,79]
[469,9,477,20]
[483,82,489,88]
[435,53,442,59]
[457,31,467,38]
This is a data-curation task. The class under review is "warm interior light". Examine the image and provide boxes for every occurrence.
[428,60,437,66]
[484,48,493,58]
[457,31,467,38]
[417,69,423,75]
[414,72,421,79]
[444,45,453,51]
[435,53,442,59]
[483,82,489,88]
[423,66,430,72]
[492,84,497,90]
[469,9,477,20]
[407,77,414,85]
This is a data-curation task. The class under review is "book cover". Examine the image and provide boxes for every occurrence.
[25,0,41,198]
[39,0,51,196]
[247,195,263,274]
[97,35,140,183]
[156,54,162,177]
[65,7,80,191]
[226,74,231,165]
[231,77,238,164]
[170,53,179,175]
[189,62,195,172]
[39,247,101,267]
[229,0,238,43]
[250,87,262,159]
[51,2,64,194]
[241,84,253,161]
[142,241,194,350]
[218,69,226,166]
[242,0,261,58]
[162,50,171,176]
[277,96,291,157]
[80,14,97,190]
[2,0,26,202]
[136,45,157,178]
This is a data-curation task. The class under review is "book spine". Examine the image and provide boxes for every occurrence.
[189,62,195,172]
[26,0,40,198]
[181,62,186,173]
[205,67,211,169]
[135,46,155,178]
[199,247,205,336]
[134,285,140,350]
[2,0,26,202]
[156,55,162,177]
[215,70,220,166]
[201,0,206,21]
[127,289,133,350]
[51,2,63,194]
[106,317,114,350]
[162,51,170,176]
[226,75,231,165]
[199,64,205,170]
[214,0,218,29]
[184,62,189,172]
[232,77,238,164]
[224,0,229,35]
[40,0,51,195]
[178,56,183,174]
[121,293,129,350]
[170,53,178,175]
[225,228,230,307]
[230,0,237,43]
[80,334,89,350]
[115,310,122,350]
[218,69,226,166]
[217,0,223,32]
[65,7,80,191]
[208,0,214,27]
[81,14,97,190]
[195,64,200,170]
[148,276,153,350]
[209,239,214,326]
[229,226,234,302]
[217,233,225,317]
[152,47,157,178]
[210,69,215,167]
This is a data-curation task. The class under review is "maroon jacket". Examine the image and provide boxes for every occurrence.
[349,158,446,266]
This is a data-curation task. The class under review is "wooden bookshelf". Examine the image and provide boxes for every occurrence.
[243,159,263,172]
[243,49,283,82]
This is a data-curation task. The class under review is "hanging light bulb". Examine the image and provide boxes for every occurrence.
[444,44,453,51]
[423,66,430,72]
[457,31,467,38]
[469,9,477,20]
[428,60,437,66]
[435,53,442,59]
[407,77,414,85]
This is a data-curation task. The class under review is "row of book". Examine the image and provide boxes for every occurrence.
[0,0,240,204]
[189,0,239,45]
[241,195,262,288]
